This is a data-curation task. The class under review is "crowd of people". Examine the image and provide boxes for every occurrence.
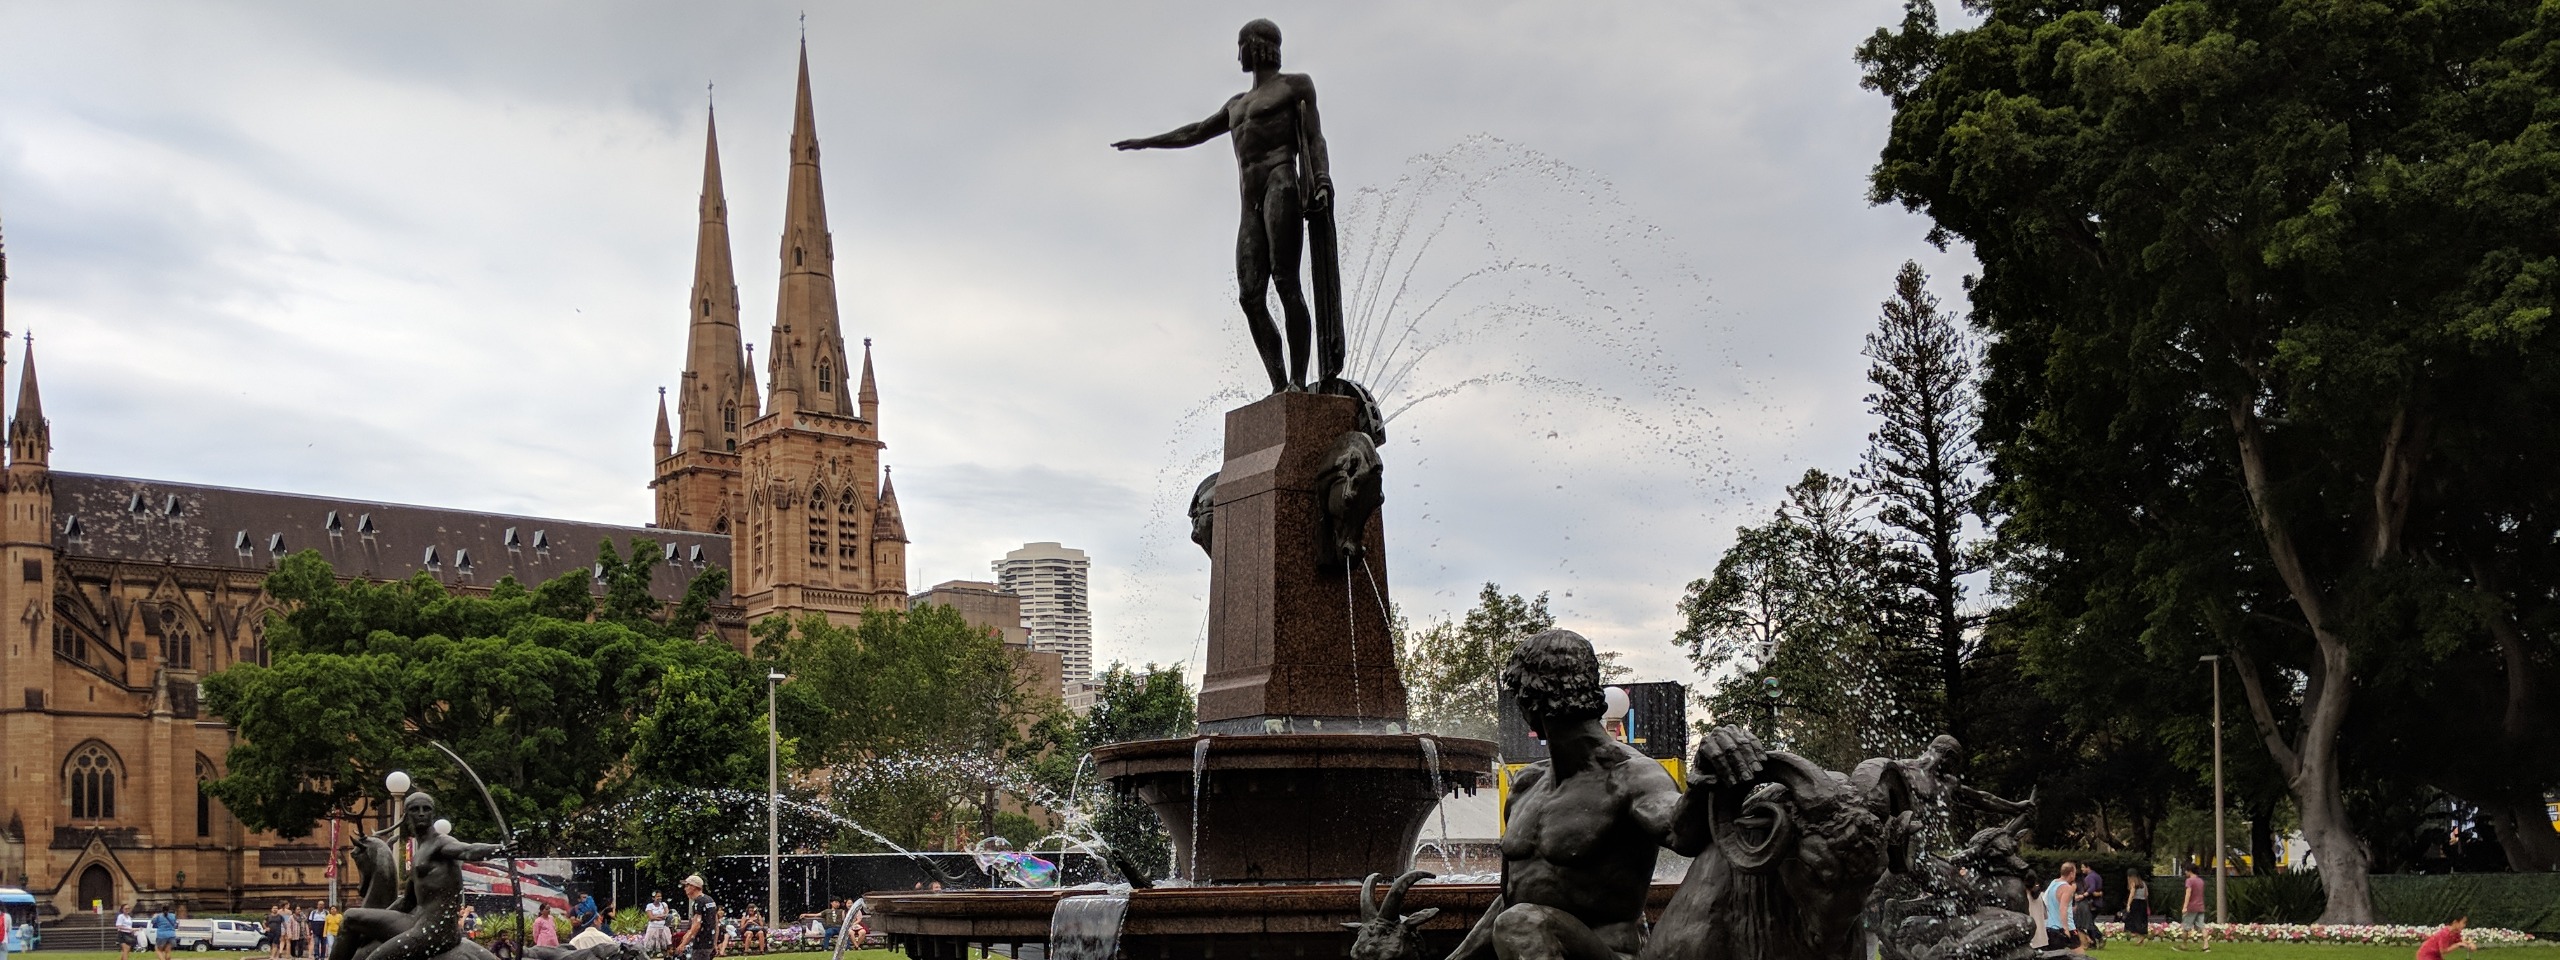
[2032,863,2219,955]
[64,868,879,960]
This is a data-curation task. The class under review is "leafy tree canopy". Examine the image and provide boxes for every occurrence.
[203,541,762,864]
[1859,0,2560,912]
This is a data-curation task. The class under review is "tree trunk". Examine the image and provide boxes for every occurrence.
[2229,407,2376,922]
[2488,801,2560,872]
[2295,743,2374,921]
[2249,802,2276,875]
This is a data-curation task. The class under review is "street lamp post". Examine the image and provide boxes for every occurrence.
[768,671,787,944]
[384,771,412,899]
[2200,654,2226,925]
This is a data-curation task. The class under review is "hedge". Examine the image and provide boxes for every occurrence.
[2219,872,2560,933]
[2020,848,2156,889]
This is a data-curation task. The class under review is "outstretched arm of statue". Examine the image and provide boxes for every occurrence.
[447,840,506,863]
[1112,100,1235,151]
[1955,783,2034,818]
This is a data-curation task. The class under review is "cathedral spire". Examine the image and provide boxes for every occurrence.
[11,334,47,467]
[874,465,907,543]
[770,340,802,413]
[681,102,752,454]
[857,337,878,423]
[677,372,708,452]
[769,38,855,417]
[653,387,672,461]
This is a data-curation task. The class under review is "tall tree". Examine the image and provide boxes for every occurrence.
[1075,662,1197,878]
[1856,261,1987,743]
[1398,584,1630,739]
[766,604,1068,852]
[1676,469,1931,770]
[1861,0,2560,916]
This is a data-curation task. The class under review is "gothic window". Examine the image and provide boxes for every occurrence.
[818,359,834,394]
[723,402,739,436]
[158,609,193,670]
[794,246,805,267]
[196,755,217,837]
[66,743,118,821]
[52,621,80,661]
[701,298,711,317]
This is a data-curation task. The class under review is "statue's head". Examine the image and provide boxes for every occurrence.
[1238,19,1282,72]
[403,791,437,835]
[1188,472,1220,557]
[1500,629,1605,735]
[1318,432,1384,565]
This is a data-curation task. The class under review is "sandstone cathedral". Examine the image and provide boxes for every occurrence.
[0,42,900,916]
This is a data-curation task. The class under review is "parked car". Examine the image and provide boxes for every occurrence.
[173,918,267,951]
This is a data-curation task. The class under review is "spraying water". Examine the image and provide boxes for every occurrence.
[1133,135,1750,653]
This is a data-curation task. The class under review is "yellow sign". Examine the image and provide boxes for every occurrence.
[1494,758,1686,831]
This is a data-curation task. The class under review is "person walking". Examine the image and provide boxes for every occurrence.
[2177,864,2210,952]
[2078,864,2106,948]
[150,904,179,960]
[2417,917,2476,960]
[532,906,559,949]
[2121,870,2151,944]
[308,905,326,958]
[671,876,719,960]
[324,906,343,959]
[115,903,137,960]
[288,902,310,959]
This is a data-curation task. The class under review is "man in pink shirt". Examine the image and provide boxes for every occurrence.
[2417,917,2475,960]
[2181,865,2208,931]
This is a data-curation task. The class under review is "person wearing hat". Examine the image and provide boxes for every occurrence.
[670,876,719,960]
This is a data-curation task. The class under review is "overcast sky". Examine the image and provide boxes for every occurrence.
[0,2,1976,689]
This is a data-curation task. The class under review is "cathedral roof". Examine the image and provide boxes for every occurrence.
[52,472,728,602]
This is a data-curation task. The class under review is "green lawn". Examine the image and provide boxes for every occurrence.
[2088,942,2556,960]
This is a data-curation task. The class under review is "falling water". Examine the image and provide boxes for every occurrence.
[1345,555,1363,717]
[1047,894,1132,960]
[1418,736,1459,874]
[1187,738,1211,883]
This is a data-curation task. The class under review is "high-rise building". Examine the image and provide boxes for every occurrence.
[993,542,1092,685]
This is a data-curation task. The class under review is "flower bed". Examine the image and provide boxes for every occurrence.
[2099,922,2540,945]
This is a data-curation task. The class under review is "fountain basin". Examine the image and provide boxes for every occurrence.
[1093,733,1495,884]
[872,882,1682,960]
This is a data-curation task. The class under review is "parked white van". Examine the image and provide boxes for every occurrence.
[171,918,267,951]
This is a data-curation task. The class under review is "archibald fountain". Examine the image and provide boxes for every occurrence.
[867,20,2018,960]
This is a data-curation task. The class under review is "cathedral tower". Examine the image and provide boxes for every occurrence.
[653,104,756,535]
[726,41,908,625]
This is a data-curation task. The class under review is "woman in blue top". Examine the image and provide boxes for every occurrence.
[150,906,179,960]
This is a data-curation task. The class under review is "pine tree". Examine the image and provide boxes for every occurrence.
[1853,261,1984,743]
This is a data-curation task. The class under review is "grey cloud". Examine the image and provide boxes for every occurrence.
[0,1,1981,695]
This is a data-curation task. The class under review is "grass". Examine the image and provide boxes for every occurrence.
[2081,941,2557,960]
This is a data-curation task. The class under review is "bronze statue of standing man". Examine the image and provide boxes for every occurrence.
[1116,19,1346,395]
